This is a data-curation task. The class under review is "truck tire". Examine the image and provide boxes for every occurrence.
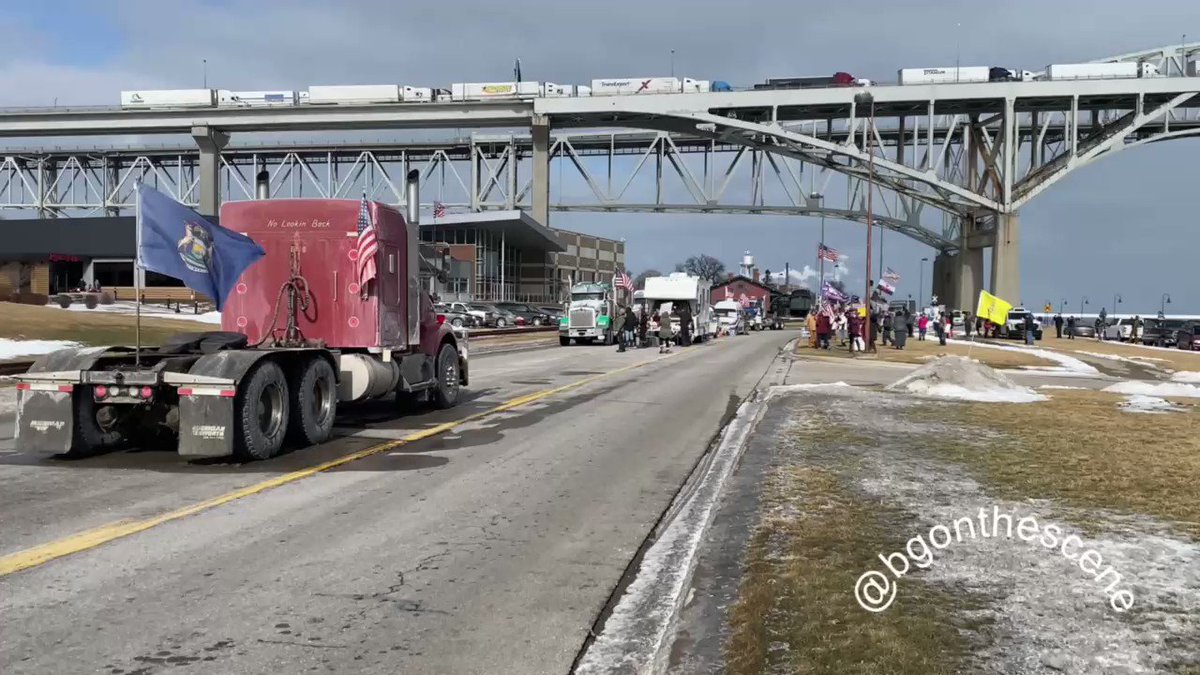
[559,336,571,346]
[234,360,289,461]
[286,357,337,448]
[69,393,125,457]
[431,343,461,409]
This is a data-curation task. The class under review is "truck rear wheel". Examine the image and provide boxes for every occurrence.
[286,357,337,448]
[69,394,125,457]
[234,360,289,461]
[431,343,461,409]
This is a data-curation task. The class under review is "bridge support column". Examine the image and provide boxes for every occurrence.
[931,252,952,307]
[191,126,229,217]
[531,116,550,227]
[990,211,1020,305]
[954,247,984,312]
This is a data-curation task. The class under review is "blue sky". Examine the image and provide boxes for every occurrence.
[2,0,1198,312]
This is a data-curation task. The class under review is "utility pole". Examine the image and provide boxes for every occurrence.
[670,49,675,78]
[202,59,207,88]
[919,257,928,309]
[855,92,876,351]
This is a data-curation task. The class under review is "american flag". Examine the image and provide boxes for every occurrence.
[615,271,635,293]
[883,267,901,284]
[817,243,841,263]
[433,201,446,219]
[356,193,378,288]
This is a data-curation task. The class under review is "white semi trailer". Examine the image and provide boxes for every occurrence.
[1044,63,1161,80]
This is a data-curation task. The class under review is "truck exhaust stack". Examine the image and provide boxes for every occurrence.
[255,170,269,200]
[406,169,420,225]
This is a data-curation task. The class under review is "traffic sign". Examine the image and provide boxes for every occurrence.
[1043,303,1053,313]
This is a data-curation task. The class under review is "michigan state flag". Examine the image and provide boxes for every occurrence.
[136,183,265,311]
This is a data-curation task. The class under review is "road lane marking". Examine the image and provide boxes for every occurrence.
[0,355,672,578]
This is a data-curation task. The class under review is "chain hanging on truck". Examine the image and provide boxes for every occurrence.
[254,239,320,348]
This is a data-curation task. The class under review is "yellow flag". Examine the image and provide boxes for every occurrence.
[976,290,1013,325]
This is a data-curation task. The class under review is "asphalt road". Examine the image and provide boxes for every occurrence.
[0,330,793,675]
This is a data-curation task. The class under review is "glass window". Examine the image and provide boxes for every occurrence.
[145,271,185,287]
[93,261,134,287]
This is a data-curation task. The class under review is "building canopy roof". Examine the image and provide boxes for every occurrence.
[423,210,565,253]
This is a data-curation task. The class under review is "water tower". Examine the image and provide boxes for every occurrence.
[739,251,754,278]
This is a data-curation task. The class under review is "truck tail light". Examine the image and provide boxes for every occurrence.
[437,314,446,325]
[15,382,30,391]
[94,385,109,399]
[140,386,154,399]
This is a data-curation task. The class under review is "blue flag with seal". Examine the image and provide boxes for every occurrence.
[136,183,265,311]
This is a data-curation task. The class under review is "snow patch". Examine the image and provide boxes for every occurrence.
[961,340,1101,376]
[1171,371,1200,384]
[886,356,1045,403]
[1102,380,1200,399]
[1119,395,1186,414]
[49,300,221,325]
[0,338,80,360]
[1038,384,1087,390]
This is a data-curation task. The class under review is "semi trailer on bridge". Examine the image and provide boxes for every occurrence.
[898,67,1035,84]
[1044,62,1161,80]
[12,173,468,461]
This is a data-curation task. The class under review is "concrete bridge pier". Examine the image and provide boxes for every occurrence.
[531,116,551,227]
[191,126,229,217]
[991,212,1020,306]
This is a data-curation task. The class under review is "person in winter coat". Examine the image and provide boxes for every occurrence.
[905,309,915,338]
[1023,313,1036,345]
[679,304,693,346]
[892,309,908,349]
[847,310,865,353]
[1053,313,1064,338]
[638,310,649,347]
[806,311,819,348]
[624,306,638,348]
[612,304,627,352]
[1066,315,1076,340]
[918,314,929,341]
[882,312,893,346]
[816,311,833,349]
[657,311,674,353]
[935,313,947,346]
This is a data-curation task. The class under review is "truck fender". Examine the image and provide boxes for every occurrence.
[17,346,114,454]
[173,350,276,459]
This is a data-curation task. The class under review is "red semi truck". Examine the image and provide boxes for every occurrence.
[13,171,467,461]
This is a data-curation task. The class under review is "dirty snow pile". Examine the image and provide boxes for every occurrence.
[1119,395,1186,414]
[52,300,222,325]
[0,338,80,360]
[1102,380,1200,398]
[886,355,1046,403]
[1171,371,1200,384]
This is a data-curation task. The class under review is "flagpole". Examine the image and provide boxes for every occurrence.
[134,181,143,367]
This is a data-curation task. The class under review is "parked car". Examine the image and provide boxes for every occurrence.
[444,301,496,327]
[1003,308,1043,340]
[473,303,518,328]
[1070,320,1096,339]
[1103,317,1138,342]
[1174,321,1200,351]
[496,302,554,326]
[1142,318,1185,347]
[434,303,479,329]
[538,305,565,321]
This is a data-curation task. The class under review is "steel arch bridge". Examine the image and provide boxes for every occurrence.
[0,41,1198,306]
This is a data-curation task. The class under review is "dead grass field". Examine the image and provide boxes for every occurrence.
[795,334,1055,370]
[1040,336,1200,374]
[920,389,1200,538]
[725,461,982,675]
[0,302,207,348]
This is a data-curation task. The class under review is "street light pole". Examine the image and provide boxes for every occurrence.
[1113,293,1122,316]
[919,257,928,309]
[855,92,876,352]
[1060,298,1067,313]
[1081,295,1089,317]
[1161,293,1172,316]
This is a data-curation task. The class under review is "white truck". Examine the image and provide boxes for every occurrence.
[559,282,616,345]
[643,272,714,343]
[898,66,1034,85]
[120,89,217,109]
[307,85,402,104]
[1044,63,1161,80]
[713,299,746,335]
[450,82,541,100]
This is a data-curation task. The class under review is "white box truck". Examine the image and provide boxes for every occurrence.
[590,77,681,96]
[120,89,216,109]
[306,85,402,105]
[541,83,575,97]
[682,78,711,93]
[1045,62,1160,80]
[400,86,433,102]
[642,272,713,343]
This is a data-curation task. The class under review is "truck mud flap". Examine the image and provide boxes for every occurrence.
[177,394,236,459]
[15,389,75,454]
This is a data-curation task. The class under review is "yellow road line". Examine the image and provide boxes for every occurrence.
[0,356,664,578]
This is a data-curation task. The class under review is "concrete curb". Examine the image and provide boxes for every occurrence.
[574,386,770,674]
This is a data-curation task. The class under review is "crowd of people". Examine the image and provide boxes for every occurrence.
[802,305,1019,354]
[609,302,697,354]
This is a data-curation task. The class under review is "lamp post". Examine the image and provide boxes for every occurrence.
[1060,299,1068,313]
[855,91,876,351]
[1080,295,1089,317]
[919,257,928,309]
[1161,293,1171,317]
[1112,293,1122,316]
